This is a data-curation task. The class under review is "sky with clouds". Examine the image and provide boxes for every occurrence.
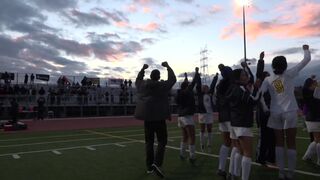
[0,0,319,84]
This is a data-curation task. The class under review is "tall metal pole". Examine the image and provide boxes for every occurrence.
[242,5,247,62]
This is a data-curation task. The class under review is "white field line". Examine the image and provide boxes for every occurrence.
[12,154,20,159]
[52,150,62,155]
[86,130,320,178]
[86,146,96,151]
[0,129,310,148]
[0,127,178,143]
[114,143,126,147]
[0,140,138,157]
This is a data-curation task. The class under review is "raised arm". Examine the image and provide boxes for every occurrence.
[287,45,311,77]
[209,73,218,94]
[162,61,177,88]
[135,64,148,89]
[241,61,254,84]
[256,51,265,80]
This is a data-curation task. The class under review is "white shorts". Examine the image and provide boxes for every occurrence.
[178,116,195,128]
[198,113,213,124]
[268,111,297,130]
[230,127,253,139]
[219,121,231,132]
[306,121,320,133]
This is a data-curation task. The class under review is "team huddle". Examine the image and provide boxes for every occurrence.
[135,45,319,180]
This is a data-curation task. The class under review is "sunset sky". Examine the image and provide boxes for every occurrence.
[0,0,319,83]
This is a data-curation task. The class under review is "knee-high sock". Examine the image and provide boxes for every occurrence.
[218,145,230,171]
[303,141,316,160]
[180,142,187,157]
[189,145,196,159]
[275,146,285,178]
[316,143,320,165]
[287,149,297,179]
[241,156,252,180]
[229,147,238,174]
[200,132,205,146]
[207,132,212,146]
[234,152,242,177]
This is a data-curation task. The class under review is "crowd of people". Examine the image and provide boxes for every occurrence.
[134,45,319,180]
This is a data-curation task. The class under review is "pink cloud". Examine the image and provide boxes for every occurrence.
[142,7,152,13]
[221,1,320,40]
[137,22,162,32]
[125,4,137,13]
[209,5,222,14]
[115,21,130,28]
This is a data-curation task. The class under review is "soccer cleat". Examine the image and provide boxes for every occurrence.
[146,169,154,174]
[302,156,311,161]
[200,145,205,152]
[179,154,186,161]
[189,157,196,165]
[152,164,165,179]
[207,145,212,153]
[216,169,227,177]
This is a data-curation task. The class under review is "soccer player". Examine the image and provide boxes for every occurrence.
[260,45,311,180]
[227,68,259,180]
[216,64,233,178]
[176,68,198,164]
[302,77,320,166]
[196,72,218,152]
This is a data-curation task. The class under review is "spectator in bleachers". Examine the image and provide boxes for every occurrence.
[105,91,109,103]
[37,96,46,120]
[81,76,87,87]
[9,98,19,124]
[30,73,35,84]
[39,87,45,96]
[24,74,28,84]
[128,79,132,87]
[124,79,128,87]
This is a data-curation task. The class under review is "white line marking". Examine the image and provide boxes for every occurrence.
[0,133,93,142]
[114,143,126,147]
[12,154,20,159]
[86,146,96,151]
[0,141,138,157]
[52,150,62,155]
[86,130,320,177]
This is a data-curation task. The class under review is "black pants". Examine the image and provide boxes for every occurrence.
[144,120,167,170]
[257,111,275,163]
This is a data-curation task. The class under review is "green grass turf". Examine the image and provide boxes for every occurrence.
[0,121,319,180]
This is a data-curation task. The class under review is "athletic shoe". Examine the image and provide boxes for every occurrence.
[226,174,237,180]
[216,169,227,177]
[200,145,205,152]
[146,169,154,174]
[189,157,196,165]
[179,154,186,161]
[302,155,312,161]
[152,164,165,179]
[207,145,212,153]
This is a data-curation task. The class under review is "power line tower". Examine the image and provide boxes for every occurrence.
[200,46,209,84]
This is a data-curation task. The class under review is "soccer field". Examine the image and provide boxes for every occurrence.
[0,122,319,180]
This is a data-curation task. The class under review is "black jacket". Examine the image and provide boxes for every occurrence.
[303,88,320,122]
[216,78,231,122]
[134,67,176,121]
[227,84,257,127]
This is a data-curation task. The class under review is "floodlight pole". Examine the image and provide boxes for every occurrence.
[243,4,247,62]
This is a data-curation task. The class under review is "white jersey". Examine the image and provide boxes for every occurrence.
[203,94,213,114]
[261,50,311,114]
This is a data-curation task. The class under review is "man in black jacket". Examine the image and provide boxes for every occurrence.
[134,61,176,178]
